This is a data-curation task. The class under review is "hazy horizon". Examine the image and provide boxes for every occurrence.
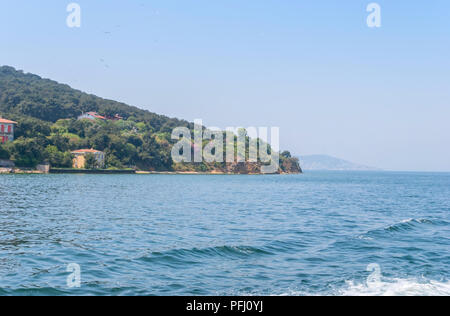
[1,1,449,171]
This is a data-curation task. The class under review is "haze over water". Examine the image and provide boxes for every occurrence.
[0,172,449,295]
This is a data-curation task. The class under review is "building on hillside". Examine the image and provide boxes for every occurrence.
[71,149,105,169]
[78,112,123,121]
[77,112,107,121]
[0,117,17,144]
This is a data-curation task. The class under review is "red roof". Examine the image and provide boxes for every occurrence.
[86,112,107,120]
[72,149,103,154]
[0,118,18,124]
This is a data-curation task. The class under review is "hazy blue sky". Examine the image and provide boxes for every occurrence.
[1,1,449,171]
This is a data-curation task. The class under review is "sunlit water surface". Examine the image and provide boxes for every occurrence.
[0,172,449,296]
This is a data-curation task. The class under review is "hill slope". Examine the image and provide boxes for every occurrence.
[0,65,189,129]
[0,66,300,173]
[299,155,380,171]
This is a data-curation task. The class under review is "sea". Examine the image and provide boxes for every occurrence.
[0,171,449,296]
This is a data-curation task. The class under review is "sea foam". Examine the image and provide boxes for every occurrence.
[338,277,450,296]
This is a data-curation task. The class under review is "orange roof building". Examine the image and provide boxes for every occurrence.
[0,118,18,124]
[0,117,17,144]
[78,112,107,121]
[72,149,103,154]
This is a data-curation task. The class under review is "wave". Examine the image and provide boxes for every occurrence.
[338,277,450,296]
[384,218,435,232]
[358,218,447,239]
[138,238,313,266]
[138,245,273,265]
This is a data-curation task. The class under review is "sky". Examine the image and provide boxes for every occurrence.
[0,0,449,171]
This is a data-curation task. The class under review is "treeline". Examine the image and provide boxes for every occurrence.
[0,115,173,170]
[0,115,300,172]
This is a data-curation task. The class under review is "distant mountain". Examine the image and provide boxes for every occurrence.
[298,155,380,171]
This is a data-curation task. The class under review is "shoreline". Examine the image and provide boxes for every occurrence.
[135,171,297,175]
[0,168,300,175]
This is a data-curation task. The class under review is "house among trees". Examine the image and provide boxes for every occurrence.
[0,117,17,144]
[78,112,123,121]
[78,112,107,121]
[71,149,105,169]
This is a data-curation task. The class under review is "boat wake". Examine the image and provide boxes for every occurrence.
[273,277,450,296]
[338,277,450,296]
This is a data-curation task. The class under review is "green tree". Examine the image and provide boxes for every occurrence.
[61,152,74,168]
[8,138,44,167]
[281,151,292,158]
[45,145,64,166]
[105,154,123,169]
[0,145,10,160]
[84,153,97,169]
[43,145,73,168]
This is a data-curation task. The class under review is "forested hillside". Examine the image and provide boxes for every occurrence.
[0,66,301,173]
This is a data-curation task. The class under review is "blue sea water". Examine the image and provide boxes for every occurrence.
[0,171,449,296]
